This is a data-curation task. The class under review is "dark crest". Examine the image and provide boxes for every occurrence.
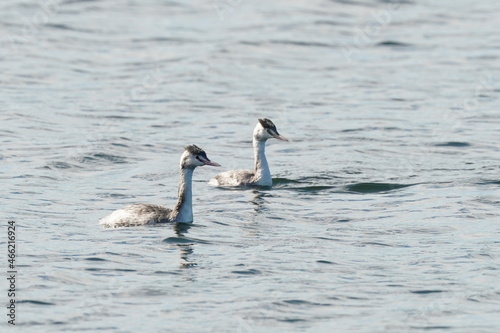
[185,144,204,155]
[258,118,278,133]
[184,144,208,159]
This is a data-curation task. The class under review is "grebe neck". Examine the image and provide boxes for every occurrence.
[253,138,271,185]
[172,168,194,222]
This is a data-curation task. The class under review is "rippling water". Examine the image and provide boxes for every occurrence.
[1,0,499,332]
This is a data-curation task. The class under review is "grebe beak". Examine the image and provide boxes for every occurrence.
[204,160,221,167]
[273,134,289,142]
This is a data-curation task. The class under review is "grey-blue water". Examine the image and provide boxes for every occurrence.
[1,0,499,332]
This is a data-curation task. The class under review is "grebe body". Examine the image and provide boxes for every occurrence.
[210,118,287,187]
[100,145,220,227]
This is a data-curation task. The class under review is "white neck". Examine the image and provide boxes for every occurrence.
[172,168,194,222]
[253,138,272,186]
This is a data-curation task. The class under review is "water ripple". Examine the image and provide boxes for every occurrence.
[346,182,414,193]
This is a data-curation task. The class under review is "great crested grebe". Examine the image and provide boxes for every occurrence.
[100,145,220,227]
[209,118,288,187]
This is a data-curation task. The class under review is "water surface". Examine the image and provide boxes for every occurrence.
[1,0,499,332]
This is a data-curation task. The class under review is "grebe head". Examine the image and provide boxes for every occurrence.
[181,145,221,169]
[253,118,289,142]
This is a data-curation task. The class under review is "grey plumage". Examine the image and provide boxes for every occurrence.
[212,170,256,186]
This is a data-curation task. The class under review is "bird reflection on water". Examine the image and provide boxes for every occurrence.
[168,222,197,268]
[250,189,271,214]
